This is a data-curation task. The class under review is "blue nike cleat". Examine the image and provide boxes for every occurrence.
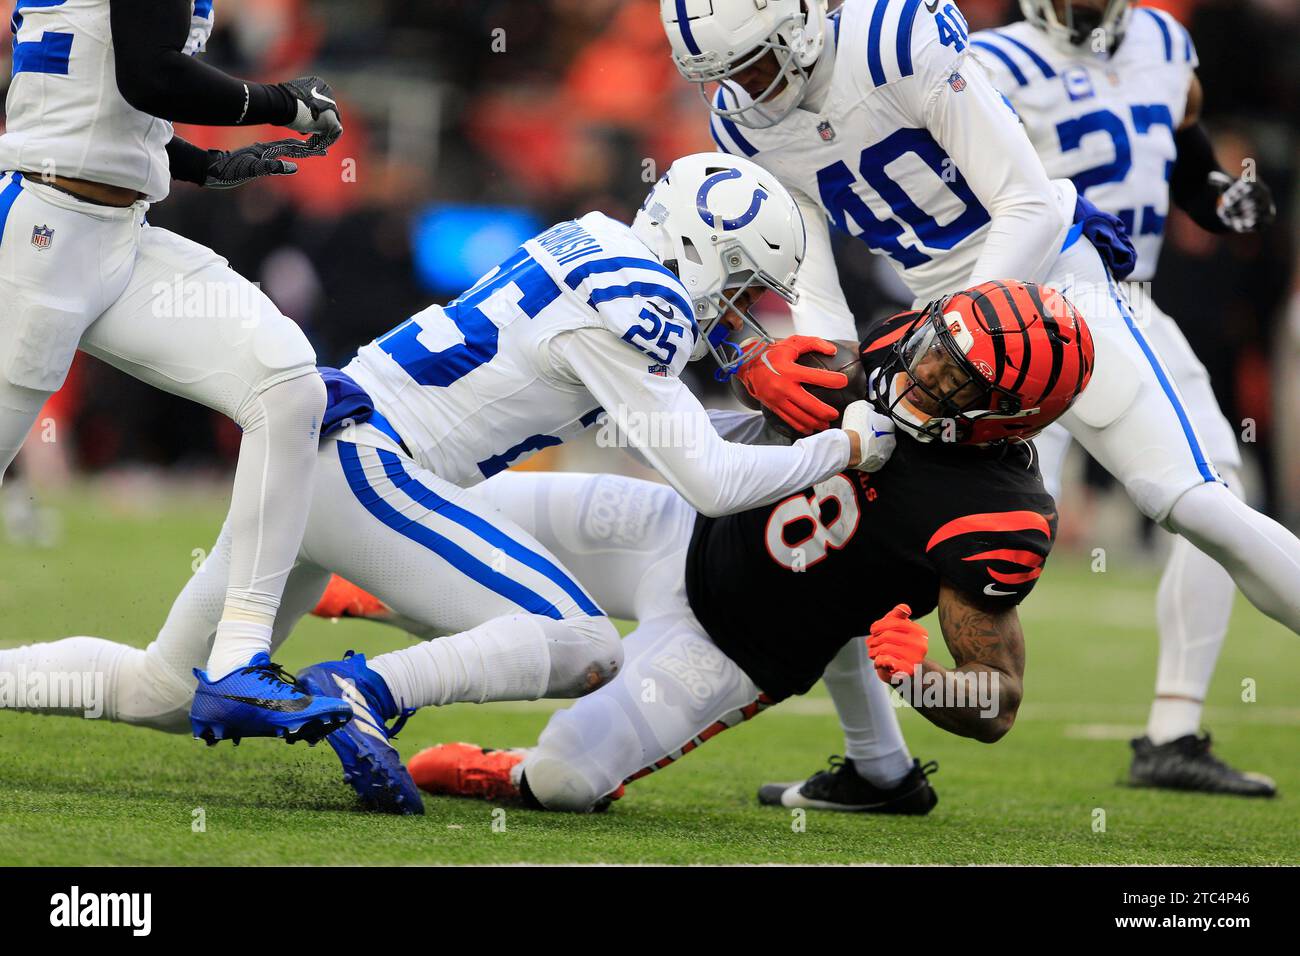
[190,652,353,746]
[297,651,425,815]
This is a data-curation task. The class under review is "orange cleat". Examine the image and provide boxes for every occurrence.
[408,742,529,802]
[312,574,393,621]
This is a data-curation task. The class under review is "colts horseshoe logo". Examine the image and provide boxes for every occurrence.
[696,168,769,231]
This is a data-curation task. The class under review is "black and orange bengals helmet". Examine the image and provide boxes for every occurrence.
[871,279,1094,446]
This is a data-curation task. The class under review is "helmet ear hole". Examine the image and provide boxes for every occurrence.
[681,238,704,266]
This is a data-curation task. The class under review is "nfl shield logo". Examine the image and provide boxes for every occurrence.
[31,224,54,250]
[947,71,967,92]
[817,120,836,142]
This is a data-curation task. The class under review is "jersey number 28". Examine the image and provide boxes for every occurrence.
[764,474,861,571]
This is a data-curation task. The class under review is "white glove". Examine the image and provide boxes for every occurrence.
[841,400,896,473]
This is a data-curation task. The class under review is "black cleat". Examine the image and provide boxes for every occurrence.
[1128,733,1276,797]
[758,756,938,814]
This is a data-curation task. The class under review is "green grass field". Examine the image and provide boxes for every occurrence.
[1,487,1296,865]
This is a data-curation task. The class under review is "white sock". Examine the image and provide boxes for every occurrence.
[205,620,273,680]
[1146,698,1204,745]
[368,614,552,709]
[823,637,913,788]
[1149,535,1234,743]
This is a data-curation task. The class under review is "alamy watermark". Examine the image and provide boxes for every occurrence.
[0,667,104,718]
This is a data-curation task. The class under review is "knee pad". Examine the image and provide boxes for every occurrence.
[527,693,639,811]
[2,296,84,393]
[236,369,326,433]
[543,615,623,698]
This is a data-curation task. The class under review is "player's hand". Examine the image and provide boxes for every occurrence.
[1210,171,1276,233]
[279,76,344,148]
[736,335,849,435]
[840,399,896,472]
[203,139,330,189]
[866,604,928,683]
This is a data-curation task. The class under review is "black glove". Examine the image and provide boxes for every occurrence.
[278,75,343,147]
[203,138,329,189]
[1210,171,1276,233]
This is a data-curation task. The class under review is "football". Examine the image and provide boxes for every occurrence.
[761,339,869,439]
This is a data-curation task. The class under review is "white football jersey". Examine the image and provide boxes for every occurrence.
[0,0,215,202]
[707,0,1076,307]
[971,7,1196,281]
[345,212,699,488]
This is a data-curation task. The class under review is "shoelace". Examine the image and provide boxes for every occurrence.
[823,754,850,777]
[1182,734,1232,772]
[384,706,417,739]
[238,661,303,694]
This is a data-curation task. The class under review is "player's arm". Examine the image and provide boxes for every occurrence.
[919,52,1069,286]
[787,189,859,343]
[868,587,1024,743]
[929,584,1024,741]
[109,0,341,138]
[552,327,861,517]
[1171,74,1275,234]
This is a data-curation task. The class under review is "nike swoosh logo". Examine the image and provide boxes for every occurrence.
[220,694,312,712]
[924,0,941,13]
[984,584,1016,597]
[761,353,781,376]
[310,86,337,108]
[647,300,674,322]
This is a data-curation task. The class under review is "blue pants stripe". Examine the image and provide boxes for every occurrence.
[337,442,571,620]
[1107,274,1218,484]
[373,448,602,616]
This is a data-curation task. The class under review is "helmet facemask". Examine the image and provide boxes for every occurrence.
[873,303,1035,446]
[689,14,814,130]
[690,238,796,378]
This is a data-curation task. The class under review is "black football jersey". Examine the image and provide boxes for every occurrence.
[684,314,1058,702]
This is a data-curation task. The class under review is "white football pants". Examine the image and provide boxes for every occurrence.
[0,426,620,731]
[0,171,326,674]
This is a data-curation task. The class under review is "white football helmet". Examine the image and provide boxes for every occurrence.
[661,0,828,130]
[1019,0,1132,56]
[632,152,806,374]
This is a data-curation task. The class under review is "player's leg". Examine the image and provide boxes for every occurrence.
[1051,243,1300,638]
[306,469,698,640]
[469,469,699,625]
[303,466,750,638]
[293,434,622,811]
[303,435,622,706]
[0,522,330,733]
[411,611,773,812]
[78,224,327,689]
[0,175,135,478]
[1122,304,1272,791]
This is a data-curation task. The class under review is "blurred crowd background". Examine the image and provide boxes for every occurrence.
[2,0,1298,550]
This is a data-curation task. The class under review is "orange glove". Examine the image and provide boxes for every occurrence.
[735,335,850,435]
[866,604,928,683]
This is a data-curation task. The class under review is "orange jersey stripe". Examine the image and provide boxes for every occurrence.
[926,511,1052,552]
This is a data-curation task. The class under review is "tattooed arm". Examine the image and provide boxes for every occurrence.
[904,582,1026,743]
